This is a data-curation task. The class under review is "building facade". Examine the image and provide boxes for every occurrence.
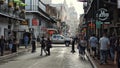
[79,0,120,37]
[25,0,56,37]
[0,0,25,40]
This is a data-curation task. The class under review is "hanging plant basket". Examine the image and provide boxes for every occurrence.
[21,9,25,13]
[0,0,4,4]
[15,6,19,11]
[8,2,13,7]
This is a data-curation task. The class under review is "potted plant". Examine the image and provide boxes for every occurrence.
[21,9,25,13]
[15,6,19,11]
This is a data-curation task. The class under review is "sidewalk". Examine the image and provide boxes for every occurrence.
[0,43,40,60]
[0,46,31,60]
[86,51,117,68]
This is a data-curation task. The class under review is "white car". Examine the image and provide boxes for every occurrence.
[51,34,71,46]
[51,34,65,43]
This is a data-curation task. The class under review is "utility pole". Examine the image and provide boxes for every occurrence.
[96,0,100,38]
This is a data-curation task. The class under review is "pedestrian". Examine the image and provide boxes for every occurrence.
[37,36,40,47]
[46,37,52,56]
[31,35,36,53]
[109,33,116,61]
[40,36,47,56]
[114,37,120,68]
[99,33,110,65]
[89,34,98,59]
[24,35,29,48]
[0,36,5,56]
[8,38,13,53]
[12,39,17,53]
[78,36,87,59]
[71,37,76,53]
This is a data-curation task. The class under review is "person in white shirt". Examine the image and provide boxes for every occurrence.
[99,33,110,65]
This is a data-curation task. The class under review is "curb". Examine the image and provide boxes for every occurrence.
[85,50,97,68]
[0,48,31,61]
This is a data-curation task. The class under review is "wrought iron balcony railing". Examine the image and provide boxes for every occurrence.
[0,3,25,19]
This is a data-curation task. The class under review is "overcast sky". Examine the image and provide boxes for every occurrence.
[51,0,84,16]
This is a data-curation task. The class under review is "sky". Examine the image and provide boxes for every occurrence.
[51,0,84,17]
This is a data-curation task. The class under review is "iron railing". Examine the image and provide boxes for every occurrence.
[0,3,25,19]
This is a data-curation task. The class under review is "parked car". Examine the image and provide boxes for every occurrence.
[51,34,72,46]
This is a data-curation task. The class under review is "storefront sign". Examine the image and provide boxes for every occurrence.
[32,18,39,26]
[96,8,109,21]
[21,20,28,25]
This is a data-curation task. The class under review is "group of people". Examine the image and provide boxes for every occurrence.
[40,36,52,56]
[0,35,18,56]
[88,33,120,68]
[70,35,87,59]
[72,32,120,68]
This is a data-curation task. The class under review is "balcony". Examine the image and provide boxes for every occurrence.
[25,5,56,23]
[0,3,25,20]
[25,5,38,11]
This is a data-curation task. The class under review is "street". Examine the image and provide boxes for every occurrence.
[0,44,92,68]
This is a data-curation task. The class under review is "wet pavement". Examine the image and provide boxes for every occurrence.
[0,44,93,68]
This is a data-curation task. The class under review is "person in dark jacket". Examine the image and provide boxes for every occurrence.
[114,37,120,68]
[71,37,76,53]
[31,35,36,53]
[40,36,47,56]
[46,37,52,56]
[0,36,5,56]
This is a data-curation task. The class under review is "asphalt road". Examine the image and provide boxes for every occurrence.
[0,44,93,68]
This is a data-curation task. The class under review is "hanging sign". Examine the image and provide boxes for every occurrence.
[32,18,39,26]
[96,8,109,21]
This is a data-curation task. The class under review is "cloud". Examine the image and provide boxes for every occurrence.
[52,0,84,16]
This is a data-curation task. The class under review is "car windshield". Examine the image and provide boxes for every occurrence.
[52,35,64,39]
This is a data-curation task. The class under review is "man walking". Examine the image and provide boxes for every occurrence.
[31,35,36,53]
[71,37,76,53]
[89,34,98,59]
[99,33,110,65]
[0,36,5,56]
[40,36,47,56]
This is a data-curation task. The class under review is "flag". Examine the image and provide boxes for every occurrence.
[77,0,87,2]
[32,18,39,26]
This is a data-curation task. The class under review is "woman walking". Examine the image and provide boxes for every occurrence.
[78,36,87,59]
[46,37,52,56]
